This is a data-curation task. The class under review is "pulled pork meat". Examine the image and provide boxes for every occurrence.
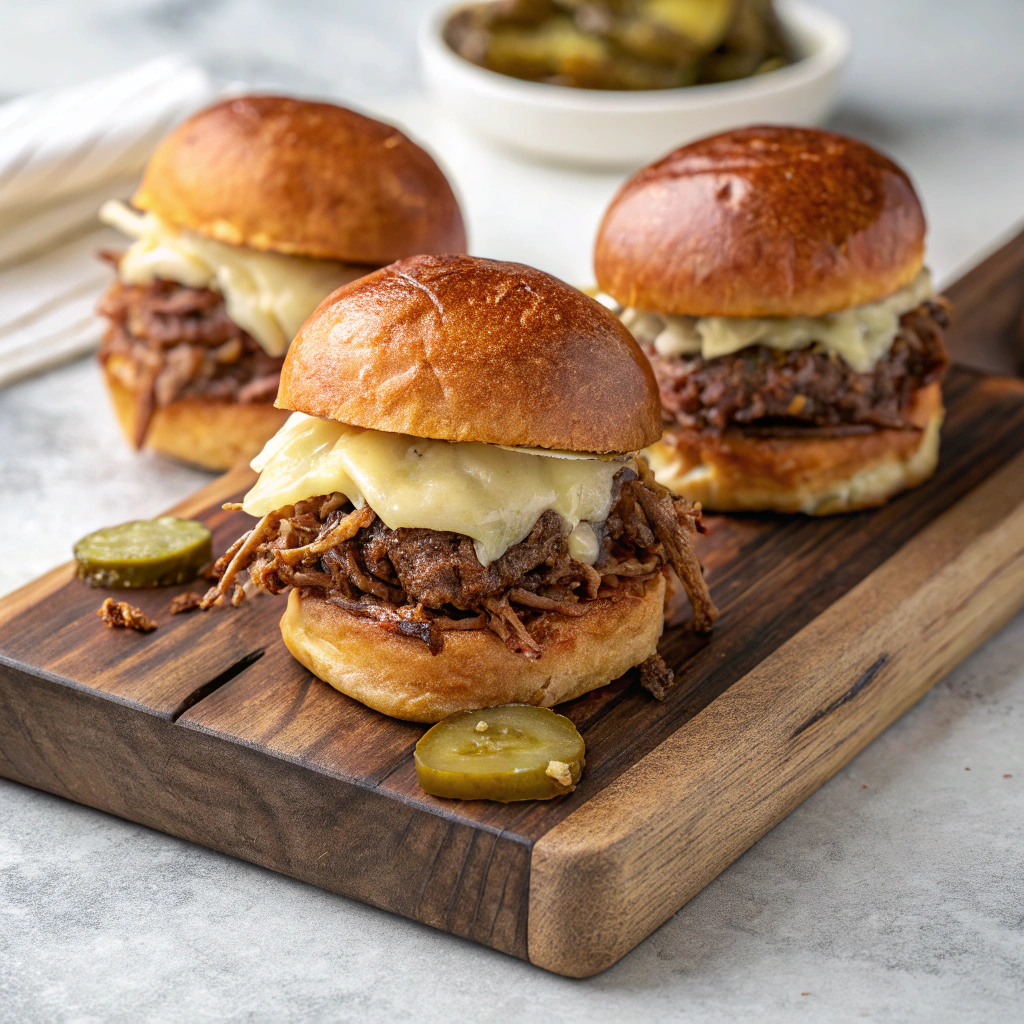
[201,460,717,658]
[96,266,284,447]
[646,300,951,436]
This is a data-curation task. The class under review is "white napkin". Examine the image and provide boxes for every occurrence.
[0,56,215,389]
[0,55,212,263]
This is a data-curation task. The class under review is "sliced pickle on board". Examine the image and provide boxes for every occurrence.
[74,517,212,588]
[415,705,585,802]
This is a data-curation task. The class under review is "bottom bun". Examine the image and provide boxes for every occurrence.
[646,383,944,516]
[280,575,667,722]
[104,367,289,471]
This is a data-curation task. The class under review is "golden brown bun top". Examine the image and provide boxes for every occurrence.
[277,254,662,453]
[595,125,926,318]
[133,95,466,265]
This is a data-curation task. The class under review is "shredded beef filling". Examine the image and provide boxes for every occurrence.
[96,267,284,447]
[201,462,718,658]
[645,300,951,436]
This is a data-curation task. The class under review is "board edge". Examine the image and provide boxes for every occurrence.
[527,447,1024,977]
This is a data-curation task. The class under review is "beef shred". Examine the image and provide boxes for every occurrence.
[201,462,718,658]
[639,654,676,700]
[97,598,157,632]
[644,300,951,436]
[96,271,284,447]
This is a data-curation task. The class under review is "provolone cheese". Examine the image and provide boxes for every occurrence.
[101,200,364,356]
[244,413,624,566]
[618,269,934,374]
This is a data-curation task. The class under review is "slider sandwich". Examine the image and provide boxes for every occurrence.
[97,95,466,470]
[595,126,951,514]
[202,255,718,722]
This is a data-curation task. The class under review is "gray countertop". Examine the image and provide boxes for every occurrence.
[1,2,1022,1021]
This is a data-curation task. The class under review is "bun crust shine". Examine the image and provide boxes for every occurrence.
[277,254,663,453]
[280,576,666,722]
[595,126,926,318]
[133,95,466,265]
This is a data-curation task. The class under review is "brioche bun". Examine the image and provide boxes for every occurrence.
[280,576,666,722]
[646,384,943,515]
[104,367,289,471]
[595,126,926,319]
[278,254,662,453]
[133,95,466,265]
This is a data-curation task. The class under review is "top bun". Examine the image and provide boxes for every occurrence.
[133,95,466,265]
[595,126,926,318]
[277,254,662,453]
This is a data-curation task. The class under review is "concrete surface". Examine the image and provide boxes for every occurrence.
[1,2,1023,1021]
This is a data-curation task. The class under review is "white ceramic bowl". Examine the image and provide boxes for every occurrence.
[419,0,850,168]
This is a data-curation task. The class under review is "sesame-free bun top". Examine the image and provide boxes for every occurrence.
[595,126,926,319]
[277,254,662,453]
[132,95,466,265]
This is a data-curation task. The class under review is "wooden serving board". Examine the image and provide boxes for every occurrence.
[3,235,1024,978]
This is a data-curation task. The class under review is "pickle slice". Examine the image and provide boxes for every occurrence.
[74,517,212,588]
[415,705,585,802]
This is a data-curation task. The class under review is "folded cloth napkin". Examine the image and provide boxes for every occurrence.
[0,55,214,389]
[0,55,213,263]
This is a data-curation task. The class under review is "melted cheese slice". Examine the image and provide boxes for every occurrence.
[101,200,365,356]
[243,413,624,566]
[619,269,933,374]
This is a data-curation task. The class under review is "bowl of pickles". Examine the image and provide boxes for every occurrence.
[419,0,849,167]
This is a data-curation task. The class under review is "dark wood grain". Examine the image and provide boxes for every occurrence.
[0,657,531,958]
[2,228,1024,972]
[943,223,1024,375]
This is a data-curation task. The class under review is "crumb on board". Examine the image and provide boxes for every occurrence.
[170,591,203,614]
[546,760,573,788]
[222,502,244,511]
[97,598,157,632]
[639,654,675,700]
[475,720,489,733]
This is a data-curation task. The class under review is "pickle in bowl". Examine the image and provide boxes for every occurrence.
[74,517,212,588]
[415,705,585,802]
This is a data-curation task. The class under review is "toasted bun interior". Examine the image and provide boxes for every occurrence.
[279,576,666,722]
[277,254,663,453]
[647,384,943,515]
[133,95,466,265]
[596,125,926,318]
[104,368,290,471]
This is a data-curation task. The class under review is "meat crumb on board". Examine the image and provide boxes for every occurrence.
[97,598,157,632]
[639,654,676,700]
[169,591,203,615]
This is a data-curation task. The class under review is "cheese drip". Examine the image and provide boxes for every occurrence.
[619,269,934,374]
[243,413,624,566]
[100,200,365,356]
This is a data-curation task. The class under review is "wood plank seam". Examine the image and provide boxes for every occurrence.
[168,648,266,721]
